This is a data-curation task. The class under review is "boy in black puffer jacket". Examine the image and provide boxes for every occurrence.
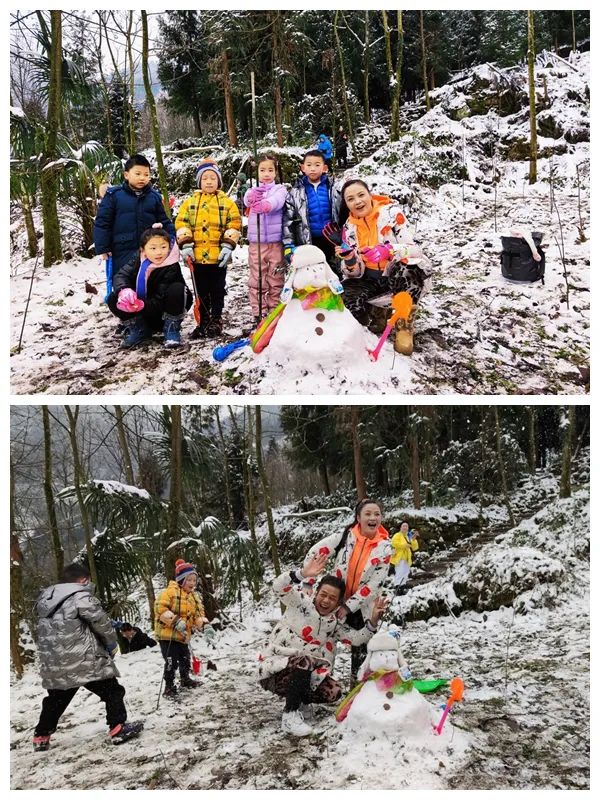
[107,226,192,349]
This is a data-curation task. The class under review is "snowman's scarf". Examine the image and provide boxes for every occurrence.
[294,285,345,312]
[335,670,449,723]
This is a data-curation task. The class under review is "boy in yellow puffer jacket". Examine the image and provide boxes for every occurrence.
[175,160,241,339]
[154,559,207,698]
[390,522,419,594]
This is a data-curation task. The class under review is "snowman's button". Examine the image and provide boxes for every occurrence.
[386,691,394,699]
[383,703,391,711]
[316,313,325,322]
[315,327,324,336]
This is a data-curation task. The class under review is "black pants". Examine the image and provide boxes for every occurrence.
[108,282,191,330]
[342,263,428,325]
[193,263,227,321]
[34,677,127,736]
[350,644,368,686]
[160,640,191,687]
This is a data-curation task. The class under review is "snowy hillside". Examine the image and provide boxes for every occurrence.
[10,477,589,789]
[10,53,589,395]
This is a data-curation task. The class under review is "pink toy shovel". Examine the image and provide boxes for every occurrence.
[433,676,464,735]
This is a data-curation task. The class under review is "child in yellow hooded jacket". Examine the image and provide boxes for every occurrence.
[175,159,241,338]
[154,559,207,697]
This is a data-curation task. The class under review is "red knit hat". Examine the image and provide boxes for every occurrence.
[175,559,197,583]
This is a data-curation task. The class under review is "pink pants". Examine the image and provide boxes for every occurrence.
[248,242,285,316]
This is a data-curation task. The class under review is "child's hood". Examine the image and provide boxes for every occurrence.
[36,583,91,618]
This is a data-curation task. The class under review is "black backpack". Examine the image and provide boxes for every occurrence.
[500,232,545,284]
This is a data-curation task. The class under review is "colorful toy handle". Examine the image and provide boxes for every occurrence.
[212,338,250,362]
[434,677,464,735]
[104,254,113,303]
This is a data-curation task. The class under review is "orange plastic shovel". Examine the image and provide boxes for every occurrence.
[434,676,464,735]
[367,291,413,362]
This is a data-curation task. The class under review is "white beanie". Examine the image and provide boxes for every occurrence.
[290,244,328,269]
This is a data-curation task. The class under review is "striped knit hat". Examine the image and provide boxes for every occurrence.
[175,559,197,583]
[196,159,222,189]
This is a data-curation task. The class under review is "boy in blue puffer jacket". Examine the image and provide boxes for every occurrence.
[94,154,175,277]
[282,150,342,272]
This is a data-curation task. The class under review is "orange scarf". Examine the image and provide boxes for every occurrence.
[344,523,389,599]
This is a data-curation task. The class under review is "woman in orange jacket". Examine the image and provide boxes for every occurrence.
[303,499,393,682]
[335,179,433,355]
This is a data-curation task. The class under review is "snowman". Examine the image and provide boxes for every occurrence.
[251,245,371,366]
[336,630,436,739]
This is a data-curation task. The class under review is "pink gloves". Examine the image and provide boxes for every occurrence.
[117,288,144,313]
[251,200,272,214]
[360,243,394,264]
[246,185,267,205]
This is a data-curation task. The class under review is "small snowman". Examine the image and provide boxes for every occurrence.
[252,244,371,366]
[336,630,435,738]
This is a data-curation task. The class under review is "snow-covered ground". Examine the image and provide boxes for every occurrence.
[10,485,589,790]
[10,53,589,395]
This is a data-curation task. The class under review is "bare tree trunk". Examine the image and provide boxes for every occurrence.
[42,406,64,580]
[318,461,331,495]
[382,11,401,142]
[334,11,359,162]
[222,49,238,147]
[39,10,63,266]
[255,407,281,575]
[165,405,182,579]
[64,407,100,589]
[114,405,134,484]
[394,11,404,139]
[22,194,38,258]
[571,10,576,54]
[526,407,537,474]
[215,407,236,528]
[493,407,515,526]
[408,409,422,509]
[10,457,25,679]
[560,407,575,499]
[350,406,366,500]
[363,11,370,123]
[96,14,113,153]
[528,10,538,184]
[419,11,431,112]
[141,11,171,218]
[126,11,136,155]
[273,81,284,147]
[245,407,257,545]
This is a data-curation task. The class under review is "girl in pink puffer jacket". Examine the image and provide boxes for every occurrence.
[244,154,287,322]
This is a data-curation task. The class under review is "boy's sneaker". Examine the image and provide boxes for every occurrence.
[189,321,209,340]
[32,735,51,752]
[163,313,183,348]
[205,318,223,338]
[180,677,200,690]
[121,317,152,349]
[281,710,313,737]
[109,720,144,745]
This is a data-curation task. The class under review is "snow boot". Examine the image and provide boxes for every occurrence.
[281,710,313,737]
[32,735,51,752]
[121,316,152,349]
[109,720,144,745]
[206,317,223,338]
[189,320,209,340]
[393,293,415,356]
[163,685,179,699]
[368,305,389,336]
[163,313,183,348]
[299,703,314,723]
[180,677,201,689]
